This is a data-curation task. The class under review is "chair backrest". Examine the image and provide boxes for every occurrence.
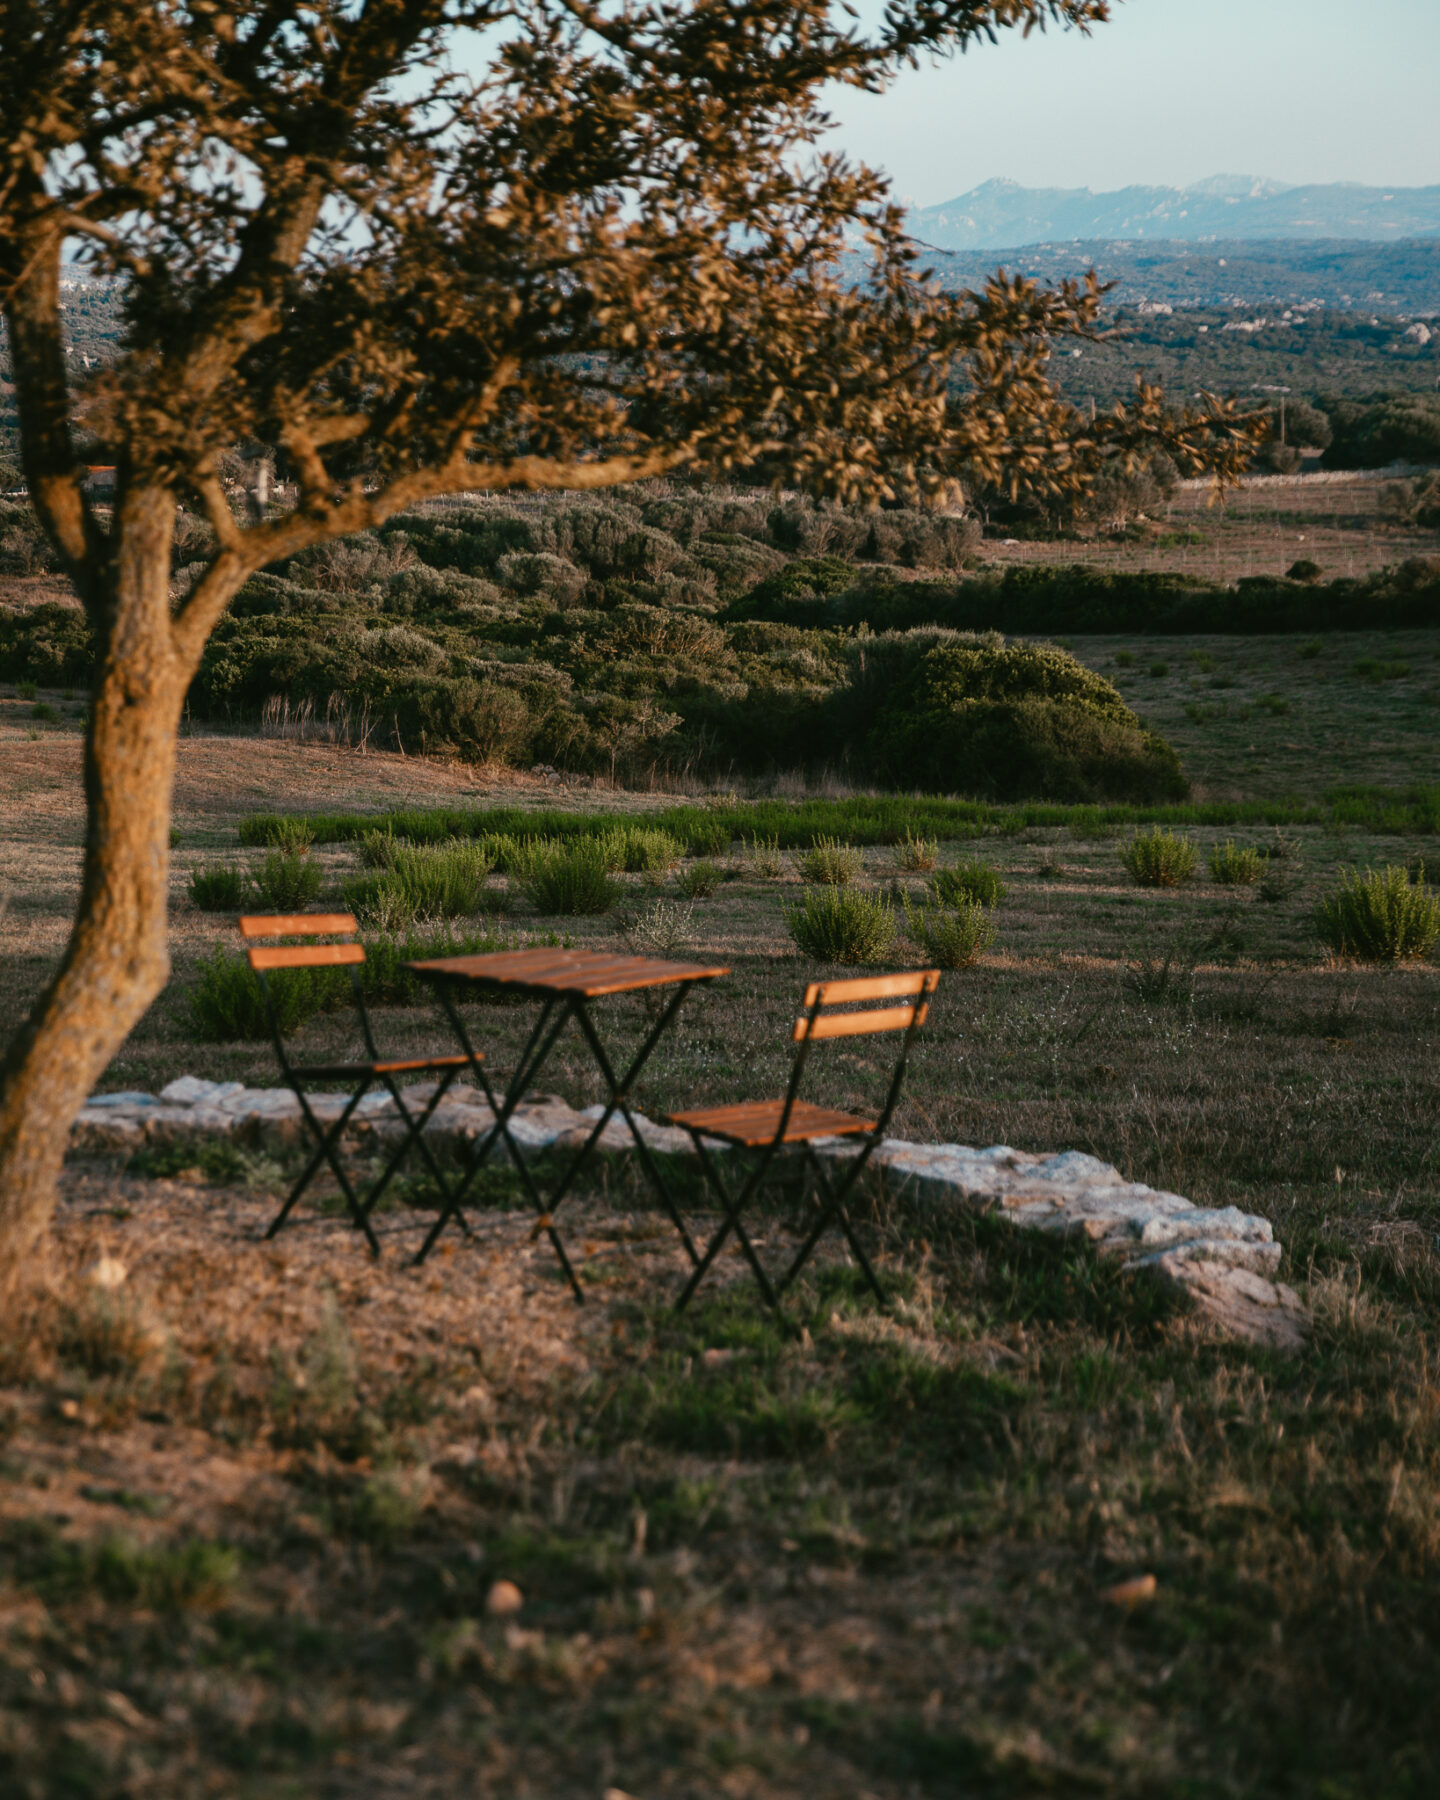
[238,915,369,1068]
[782,968,940,1142]
[239,913,365,972]
[791,971,939,1043]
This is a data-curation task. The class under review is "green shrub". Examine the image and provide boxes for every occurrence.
[340,872,422,932]
[797,836,863,886]
[862,636,1187,804]
[521,840,620,915]
[384,842,492,918]
[267,816,316,853]
[1315,865,1440,962]
[1148,662,1168,678]
[609,826,684,877]
[891,830,938,872]
[746,834,786,879]
[31,700,60,723]
[251,849,325,912]
[189,946,337,1041]
[787,888,895,965]
[187,863,249,912]
[903,895,995,969]
[359,827,401,869]
[358,925,519,1005]
[1209,840,1264,885]
[930,859,1006,907]
[16,679,37,700]
[1120,827,1198,888]
[675,858,723,899]
[1114,650,1135,668]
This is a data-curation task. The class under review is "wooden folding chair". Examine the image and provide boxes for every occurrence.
[241,914,476,1254]
[667,970,940,1311]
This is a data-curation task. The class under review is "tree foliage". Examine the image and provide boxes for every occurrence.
[0,0,1264,1262]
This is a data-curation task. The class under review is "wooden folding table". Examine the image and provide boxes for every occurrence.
[406,947,729,1297]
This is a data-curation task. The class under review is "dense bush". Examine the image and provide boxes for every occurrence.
[797,837,863,886]
[188,864,249,913]
[1209,840,1264,885]
[903,895,995,969]
[786,888,896,966]
[520,840,620,915]
[1323,394,1440,471]
[189,947,335,1041]
[931,860,1006,907]
[856,633,1186,803]
[1315,866,1440,962]
[1121,828,1199,888]
[252,850,326,912]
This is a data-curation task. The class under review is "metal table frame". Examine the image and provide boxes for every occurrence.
[406,949,729,1299]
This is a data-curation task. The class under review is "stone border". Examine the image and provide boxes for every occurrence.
[73,1077,1308,1350]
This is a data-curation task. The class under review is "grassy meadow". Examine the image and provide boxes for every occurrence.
[2,607,1440,1795]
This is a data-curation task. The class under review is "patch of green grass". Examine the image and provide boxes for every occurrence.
[127,1138,251,1183]
[1,1522,241,1612]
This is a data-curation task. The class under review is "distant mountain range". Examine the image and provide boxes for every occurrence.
[907,177,1440,251]
[903,238,1440,315]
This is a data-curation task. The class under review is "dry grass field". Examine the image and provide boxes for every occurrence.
[984,472,1440,584]
[3,615,1440,1796]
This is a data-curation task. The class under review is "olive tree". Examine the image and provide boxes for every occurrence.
[0,0,1259,1278]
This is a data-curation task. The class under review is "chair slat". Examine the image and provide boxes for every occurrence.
[794,1002,926,1041]
[804,971,939,1008]
[248,942,366,971]
[240,913,357,939]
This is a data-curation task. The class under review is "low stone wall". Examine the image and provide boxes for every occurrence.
[73,1077,1307,1350]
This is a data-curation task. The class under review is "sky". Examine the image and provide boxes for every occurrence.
[826,0,1440,208]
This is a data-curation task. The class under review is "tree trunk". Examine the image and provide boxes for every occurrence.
[0,490,189,1291]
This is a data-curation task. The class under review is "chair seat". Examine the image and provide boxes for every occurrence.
[667,1098,875,1148]
[293,1053,478,1081]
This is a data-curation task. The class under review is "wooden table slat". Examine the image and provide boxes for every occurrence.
[409,946,729,996]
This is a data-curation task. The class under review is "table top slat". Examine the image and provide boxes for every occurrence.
[408,946,729,996]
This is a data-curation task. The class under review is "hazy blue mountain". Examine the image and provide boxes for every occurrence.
[908,178,1440,251]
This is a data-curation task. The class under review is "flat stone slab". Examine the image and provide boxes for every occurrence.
[72,1077,1308,1349]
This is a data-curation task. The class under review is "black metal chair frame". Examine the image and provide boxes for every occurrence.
[242,914,473,1255]
[408,965,714,1294]
[671,971,941,1313]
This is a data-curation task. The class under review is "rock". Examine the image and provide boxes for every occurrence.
[1100,1574,1157,1608]
[86,1256,128,1290]
[485,1579,524,1617]
[1145,1256,1308,1351]
[67,1073,1310,1346]
[160,1076,246,1106]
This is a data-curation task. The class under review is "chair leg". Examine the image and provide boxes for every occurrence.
[361,1066,466,1228]
[775,1144,886,1305]
[266,1083,380,1256]
[675,1137,781,1312]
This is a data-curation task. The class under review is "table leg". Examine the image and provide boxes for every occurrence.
[414,992,585,1300]
[568,987,701,1265]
